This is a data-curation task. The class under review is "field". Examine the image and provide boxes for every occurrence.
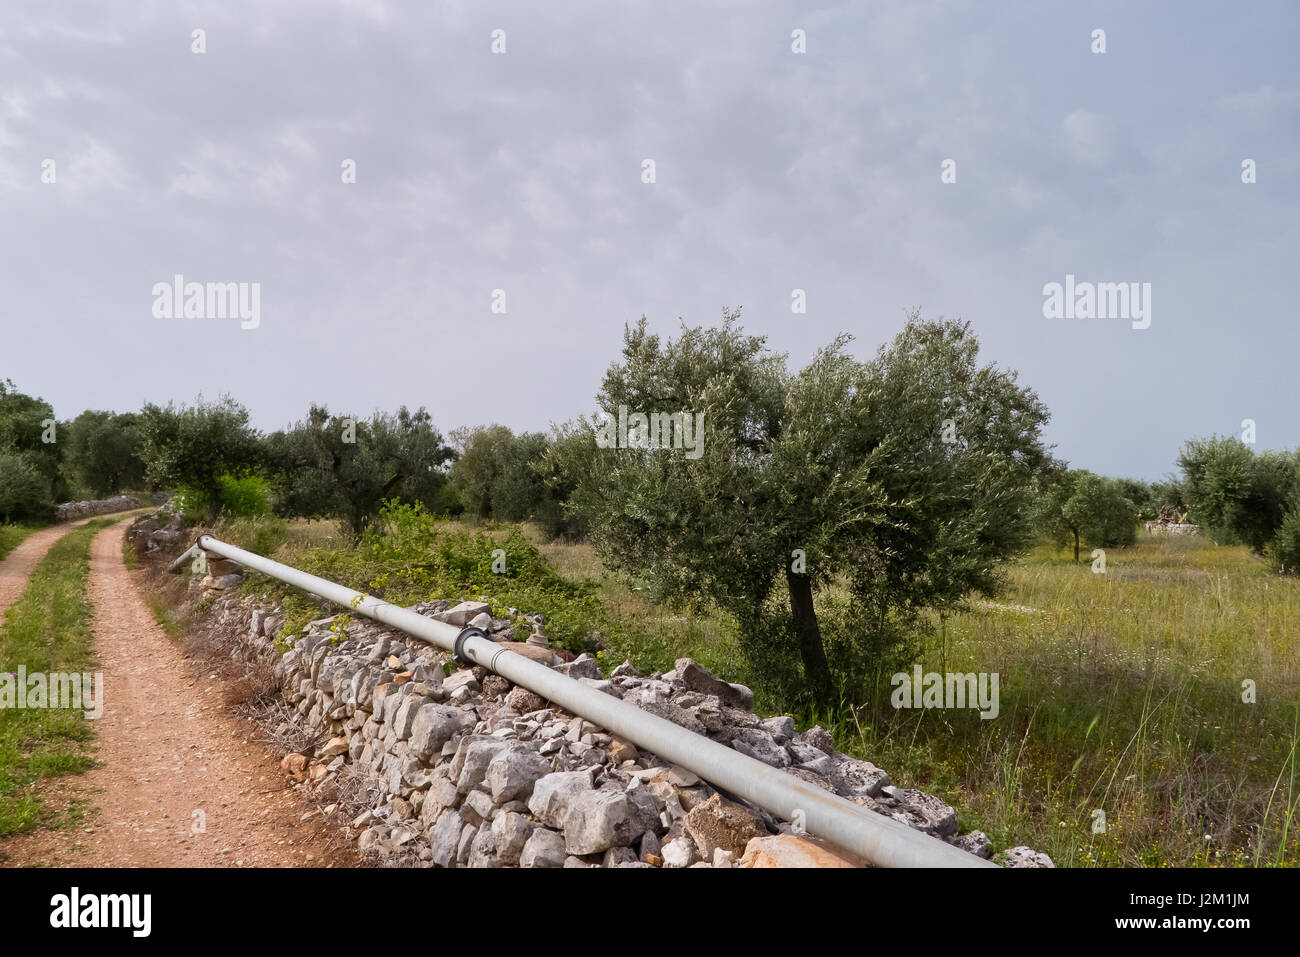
[250,516,1299,867]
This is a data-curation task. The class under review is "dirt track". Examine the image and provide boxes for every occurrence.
[0,518,356,867]
[0,522,93,622]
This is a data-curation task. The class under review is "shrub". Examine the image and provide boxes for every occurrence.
[0,450,53,523]
[215,472,273,517]
[1271,503,1300,574]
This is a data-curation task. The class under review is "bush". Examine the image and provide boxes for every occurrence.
[0,450,53,523]
[342,501,614,652]
[215,472,273,518]
[172,484,211,524]
[138,396,263,521]
[1271,504,1300,574]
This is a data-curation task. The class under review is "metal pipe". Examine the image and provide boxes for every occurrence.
[195,533,994,868]
[167,543,202,574]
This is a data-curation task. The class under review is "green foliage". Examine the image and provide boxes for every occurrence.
[138,396,262,520]
[263,502,614,654]
[447,426,577,537]
[1150,477,1188,516]
[1113,477,1157,521]
[1270,502,1300,573]
[214,471,273,517]
[1178,436,1300,552]
[0,450,53,523]
[60,410,146,497]
[267,404,455,537]
[449,424,514,521]
[1037,469,1139,559]
[547,309,1052,705]
[218,513,288,556]
[0,379,62,506]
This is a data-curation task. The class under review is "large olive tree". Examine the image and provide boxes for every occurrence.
[548,310,1052,704]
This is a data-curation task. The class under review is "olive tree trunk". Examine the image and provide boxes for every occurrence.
[785,568,834,704]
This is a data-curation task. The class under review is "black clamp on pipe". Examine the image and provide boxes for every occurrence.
[453,626,490,666]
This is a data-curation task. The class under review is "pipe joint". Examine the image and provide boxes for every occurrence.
[453,626,489,666]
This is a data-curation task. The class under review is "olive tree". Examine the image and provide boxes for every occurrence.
[61,410,147,496]
[138,395,263,518]
[268,404,455,536]
[1037,469,1138,561]
[548,310,1051,704]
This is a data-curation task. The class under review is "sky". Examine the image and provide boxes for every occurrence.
[1,0,1296,481]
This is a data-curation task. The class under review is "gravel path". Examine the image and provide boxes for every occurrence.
[0,522,89,624]
[0,519,357,867]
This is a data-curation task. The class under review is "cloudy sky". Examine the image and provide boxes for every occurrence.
[2,0,1296,479]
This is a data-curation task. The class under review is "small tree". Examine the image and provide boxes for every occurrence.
[0,450,53,523]
[0,379,64,502]
[448,425,514,521]
[1270,499,1300,573]
[1038,469,1138,561]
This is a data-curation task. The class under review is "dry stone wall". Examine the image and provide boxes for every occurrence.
[197,576,1054,869]
[55,494,141,522]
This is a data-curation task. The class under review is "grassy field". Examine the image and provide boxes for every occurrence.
[237,515,1298,866]
[543,529,1300,866]
[0,520,111,838]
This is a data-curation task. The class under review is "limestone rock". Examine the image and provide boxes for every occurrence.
[484,742,550,805]
[1000,846,1055,868]
[739,834,865,868]
[520,828,567,868]
[562,788,655,856]
[527,769,596,828]
[684,793,767,859]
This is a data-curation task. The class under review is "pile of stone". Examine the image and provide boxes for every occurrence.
[196,584,1053,869]
[127,506,207,562]
[55,494,140,522]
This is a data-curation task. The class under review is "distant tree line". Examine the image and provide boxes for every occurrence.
[4,370,1298,579]
[0,378,583,538]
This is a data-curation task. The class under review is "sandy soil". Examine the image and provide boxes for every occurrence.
[0,519,358,867]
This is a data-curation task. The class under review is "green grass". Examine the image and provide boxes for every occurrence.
[856,535,1299,868]
[0,524,42,562]
[0,519,113,838]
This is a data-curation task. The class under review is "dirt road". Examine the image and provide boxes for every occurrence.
[0,519,356,867]
[0,523,89,622]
